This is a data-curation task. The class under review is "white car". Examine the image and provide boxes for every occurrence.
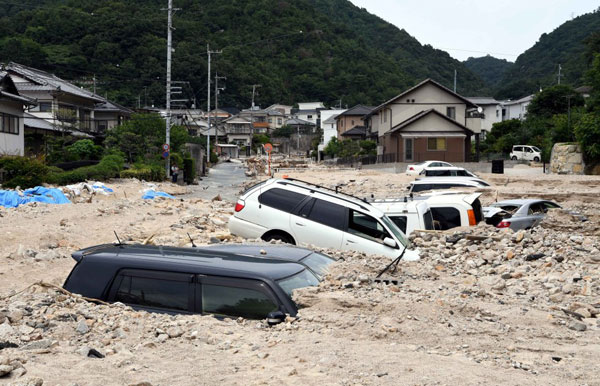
[510,145,541,162]
[419,166,477,178]
[229,178,420,261]
[406,160,454,175]
[370,199,434,236]
[409,177,490,194]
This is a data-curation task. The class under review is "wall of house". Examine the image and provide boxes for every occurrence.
[0,100,25,156]
[336,115,365,138]
[296,112,317,125]
[379,83,468,136]
[227,134,251,145]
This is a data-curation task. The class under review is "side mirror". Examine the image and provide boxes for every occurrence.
[266,310,286,326]
[383,237,397,248]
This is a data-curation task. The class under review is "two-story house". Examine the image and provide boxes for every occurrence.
[365,79,477,163]
[500,95,534,121]
[223,116,254,146]
[465,97,502,139]
[294,102,325,126]
[0,71,36,156]
[336,104,374,140]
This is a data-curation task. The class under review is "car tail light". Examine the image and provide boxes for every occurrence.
[467,209,477,226]
[497,220,511,228]
[409,166,414,171]
[234,200,245,212]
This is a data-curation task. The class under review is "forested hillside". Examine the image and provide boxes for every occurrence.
[495,9,600,99]
[463,55,513,90]
[0,0,486,109]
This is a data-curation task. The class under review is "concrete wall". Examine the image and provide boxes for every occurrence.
[550,143,584,175]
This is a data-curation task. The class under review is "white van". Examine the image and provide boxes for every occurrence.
[370,200,434,236]
[229,178,419,261]
[510,145,541,162]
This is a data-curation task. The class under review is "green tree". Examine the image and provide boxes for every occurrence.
[574,113,600,162]
[323,137,341,157]
[527,85,584,119]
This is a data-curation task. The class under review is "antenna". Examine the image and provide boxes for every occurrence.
[114,231,123,246]
[187,233,197,247]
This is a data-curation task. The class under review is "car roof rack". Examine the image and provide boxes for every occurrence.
[277,177,371,211]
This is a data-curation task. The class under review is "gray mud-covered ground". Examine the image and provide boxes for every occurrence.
[0,168,599,386]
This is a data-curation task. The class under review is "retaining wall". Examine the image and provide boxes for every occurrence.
[550,143,584,175]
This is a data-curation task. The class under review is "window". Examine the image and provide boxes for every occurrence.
[427,138,447,151]
[351,120,354,126]
[277,118,282,125]
[411,99,415,103]
[258,188,307,213]
[296,198,315,218]
[423,209,434,230]
[56,104,77,121]
[307,115,312,119]
[278,269,320,297]
[496,110,499,117]
[306,198,346,230]
[383,111,387,123]
[389,215,407,234]
[406,99,410,103]
[202,283,277,320]
[446,107,456,120]
[113,271,191,311]
[347,210,391,242]
[39,102,52,112]
[425,169,451,177]
[268,118,272,123]
[525,147,533,153]
[0,113,19,135]
[431,207,461,230]
[97,120,108,132]
[514,146,523,152]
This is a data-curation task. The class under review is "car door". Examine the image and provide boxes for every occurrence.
[342,209,400,258]
[524,147,534,160]
[289,198,345,249]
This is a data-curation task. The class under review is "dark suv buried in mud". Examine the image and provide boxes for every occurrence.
[63,243,335,323]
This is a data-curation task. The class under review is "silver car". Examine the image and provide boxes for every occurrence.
[483,199,561,230]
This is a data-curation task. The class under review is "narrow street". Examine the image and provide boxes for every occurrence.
[183,160,249,202]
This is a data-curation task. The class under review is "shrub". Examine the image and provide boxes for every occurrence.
[46,154,124,185]
[183,158,195,184]
[120,164,165,182]
[0,156,51,189]
[65,139,104,161]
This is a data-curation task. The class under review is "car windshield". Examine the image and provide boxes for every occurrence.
[277,269,320,297]
[381,215,408,248]
[300,253,335,280]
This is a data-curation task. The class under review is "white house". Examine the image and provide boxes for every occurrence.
[501,95,534,121]
[294,102,325,125]
[0,71,36,156]
[317,108,346,156]
[466,97,502,138]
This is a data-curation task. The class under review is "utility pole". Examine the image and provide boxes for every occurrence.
[453,69,457,93]
[206,44,222,164]
[93,74,96,94]
[250,84,261,142]
[162,0,179,178]
[557,64,562,85]
[214,73,226,144]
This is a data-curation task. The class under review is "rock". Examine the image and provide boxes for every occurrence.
[505,250,515,260]
[211,194,222,202]
[22,339,55,350]
[0,322,15,340]
[501,273,512,280]
[568,321,587,332]
[156,334,169,343]
[512,231,525,243]
[574,308,592,319]
[257,352,269,359]
[129,382,153,386]
[0,364,13,377]
[76,320,89,335]
[166,327,183,338]
[549,294,564,303]
[208,237,221,244]
[7,311,24,323]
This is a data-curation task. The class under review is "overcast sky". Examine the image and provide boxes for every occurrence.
[348,0,599,62]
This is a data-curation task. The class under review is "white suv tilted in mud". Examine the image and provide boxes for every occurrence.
[229,178,419,261]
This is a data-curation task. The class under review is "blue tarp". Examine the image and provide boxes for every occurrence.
[0,186,71,208]
[142,190,176,200]
[92,182,114,193]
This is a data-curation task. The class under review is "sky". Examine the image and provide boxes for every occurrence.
[348,0,599,62]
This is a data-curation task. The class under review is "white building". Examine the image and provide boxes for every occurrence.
[0,72,35,156]
[317,108,346,156]
[501,95,534,121]
[295,102,325,125]
[466,97,502,138]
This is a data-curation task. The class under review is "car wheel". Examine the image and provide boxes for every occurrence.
[262,232,294,245]
[511,156,517,161]
[533,156,540,162]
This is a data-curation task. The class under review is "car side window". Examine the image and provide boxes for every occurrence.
[348,210,391,242]
[528,203,545,215]
[526,147,532,153]
[390,215,408,234]
[543,201,560,209]
[258,188,306,213]
[201,281,278,320]
[296,198,315,218]
[411,184,431,192]
[112,270,192,312]
[306,199,346,230]
[457,170,468,176]
[431,207,461,230]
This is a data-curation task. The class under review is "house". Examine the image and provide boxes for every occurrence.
[5,62,105,135]
[500,95,534,121]
[93,100,132,133]
[223,116,253,146]
[215,143,239,159]
[294,102,325,126]
[284,117,315,130]
[465,97,502,139]
[317,108,346,157]
[0,72,36,156]
[335,105,374,140]
[364,79,478,163]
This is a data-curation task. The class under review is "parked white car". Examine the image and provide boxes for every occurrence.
[409,177,490,194]
[370,199,434,236]
[229,178,420,261]
[406,160,454,175]
[510,145,541,162]
[419,166,477,178]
